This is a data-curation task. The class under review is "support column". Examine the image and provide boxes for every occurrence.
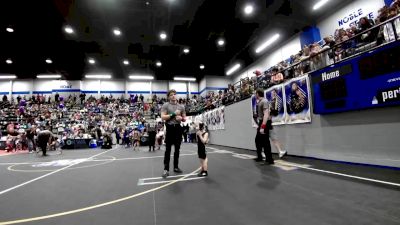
[9,80,13,102]
[98,80,101,99]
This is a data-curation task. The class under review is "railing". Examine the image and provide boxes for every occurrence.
[255,14,400,89]
[188,14,400,114]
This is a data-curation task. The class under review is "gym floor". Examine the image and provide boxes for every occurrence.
[0,144,399,225]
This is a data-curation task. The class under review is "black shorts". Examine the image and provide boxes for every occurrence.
[198,147,207,159]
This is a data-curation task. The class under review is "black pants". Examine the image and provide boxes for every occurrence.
[164,124,182,171]
[38,141,47,156]
[255,124,273,163]
[148,131,156,150]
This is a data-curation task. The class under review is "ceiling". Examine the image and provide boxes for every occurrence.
[0,0,353,80]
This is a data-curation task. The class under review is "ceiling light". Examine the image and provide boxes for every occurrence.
[183,48,190,54]
[217,39,225,46]
[113,28,121,36]
[226,63,241,76]
[313,0,329,10]
[88,58,96,64]
[6,59,12,64]
[244,4,254,15]
[0,75,16,79]
[156,61,162,67]
[37,74,62,79]
[45,58,52,64]
[146,1,150,5]
[123,59,129,65]
[200,64,205,70]
[174,77,196,81]
[129,75,154,80]
[6,27,14,33]
[159,32,167,40]
[64,26,74,34]
[255,33,280,54]
[85,74,112,79]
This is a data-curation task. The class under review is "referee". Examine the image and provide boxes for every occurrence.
[161,89,186,178]
[254,89,274,165]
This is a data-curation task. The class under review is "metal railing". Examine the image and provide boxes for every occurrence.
[188,14,400,114]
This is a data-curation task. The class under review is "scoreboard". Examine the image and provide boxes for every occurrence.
[311,41,400,114]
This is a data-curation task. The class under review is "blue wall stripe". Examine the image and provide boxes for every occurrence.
[81,91,98,94]
[100,91,125,94]
[32,91,52,94]
[176,92,188,94]
[127,91,151,94]
[0,92,9,95]
[190,92,200,95]
[153,91,167,94]
[52,89,81,92]
[12,91,30,95]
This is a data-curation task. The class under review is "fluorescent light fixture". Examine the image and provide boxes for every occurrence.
[226,63,241,76]
[113,28,121,36]
[174,77,196,81]
[160,32,167,40]
[85,74,112,79]
[64,26,74,34]
[6,27,14,33]
[37,74,62,79]
[244,4,254,15]
[88,58,96,64]
[156,61,162,67]
[200,64,205,69]
[0,75,16,79]
[6,59,12,64]
[129,75,154,80]
[45,58,52,64]
[123,59,129,65]
[255,33,280,54]
[313,0,329,10]
[183,48,190,54]
[217,39,225,46]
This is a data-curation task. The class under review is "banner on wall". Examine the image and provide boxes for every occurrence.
[194,106,225,131]
[283,75,312,124]
[265,85,286,125]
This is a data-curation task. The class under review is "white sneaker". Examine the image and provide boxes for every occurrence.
[279,151,287,158]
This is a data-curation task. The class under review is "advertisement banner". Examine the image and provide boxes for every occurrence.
[284,75,312,124]
[194,106,225,131]
[265,85,286,125]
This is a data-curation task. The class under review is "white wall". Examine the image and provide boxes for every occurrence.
[199,78,206,96]
[189,82,199,96]
[51,80,81,99]
[209,98,400,168]
[33,80,54,94]
[233,35,302,83]
[81,80,100,98]
[127,81,151,99]
[12,80,32,96]
[0,81,12,98]
[318,0,385,38]
[169,81,188,98]
[100,80,125,98]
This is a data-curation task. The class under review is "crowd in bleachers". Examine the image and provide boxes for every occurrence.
[202,3,400,110]
[0,93,169,153]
